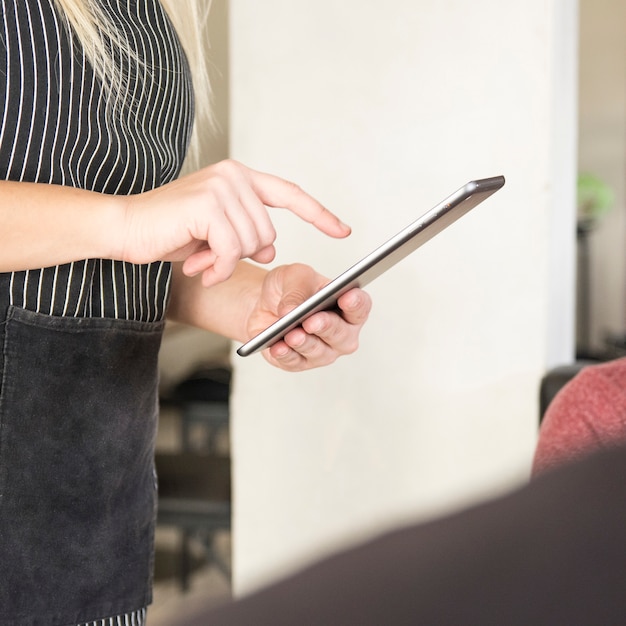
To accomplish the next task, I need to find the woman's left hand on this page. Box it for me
[246,263,372,371]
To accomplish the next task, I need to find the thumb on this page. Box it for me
[272,263,325,316]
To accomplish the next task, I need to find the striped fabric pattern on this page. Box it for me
[78,607,147,626]
[0,1,193,623]
[0,0,194,322]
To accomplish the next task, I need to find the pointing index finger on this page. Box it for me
[248,169,351,239]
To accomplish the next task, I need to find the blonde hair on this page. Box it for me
[52,0,212,171]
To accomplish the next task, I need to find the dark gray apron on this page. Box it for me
[0,305,164,626]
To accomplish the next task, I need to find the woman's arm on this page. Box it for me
[1,159,349,277]
[2,158,371,369]
[0,180,122,272]
[167,260,266,341]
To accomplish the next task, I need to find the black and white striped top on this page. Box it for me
[0,0,194,323]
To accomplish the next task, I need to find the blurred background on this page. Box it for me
[149,0,625,621]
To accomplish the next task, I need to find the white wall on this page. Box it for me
[229,0,578,594]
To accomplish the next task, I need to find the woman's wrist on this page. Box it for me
[168,261,266,341]
[96,191,131,263]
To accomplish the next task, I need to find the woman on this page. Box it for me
[0,1,371,624]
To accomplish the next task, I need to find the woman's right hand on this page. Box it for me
[119,159,351,287]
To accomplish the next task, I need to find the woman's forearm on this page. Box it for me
[0,181,123,272]
[167,260,266,341]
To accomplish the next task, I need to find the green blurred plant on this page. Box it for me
[577,172,614,229]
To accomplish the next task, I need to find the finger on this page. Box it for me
[201,259,239,287]
[285,325,337,363]
[265,331,331,372]
[336,288,372,325]
[265,325,339,372]
[250,244,276,264]
[209,209,275,267]
[201,210,242,286]
[237,183,278,251]
[210,180,266,260]
[182,247,216,276]
[276,286,315,317]
[201,182,276,283]
[266,342,308,372]
[301,310,360,356]
[247,169,351,239]
[220,190,278,260]
[267,263,327,317]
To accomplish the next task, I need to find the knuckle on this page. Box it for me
[215,242,243,267]
[284,180,304,195]
[198,172,229,203]
[259,226,277,248]
[243,236,261,257]
[214,158,243,179]
[205,177,228,200]
[345,338,359,355]
[227,243,243,260]
[211,255,239,283]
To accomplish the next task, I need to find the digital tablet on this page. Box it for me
[237,175,505,357]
